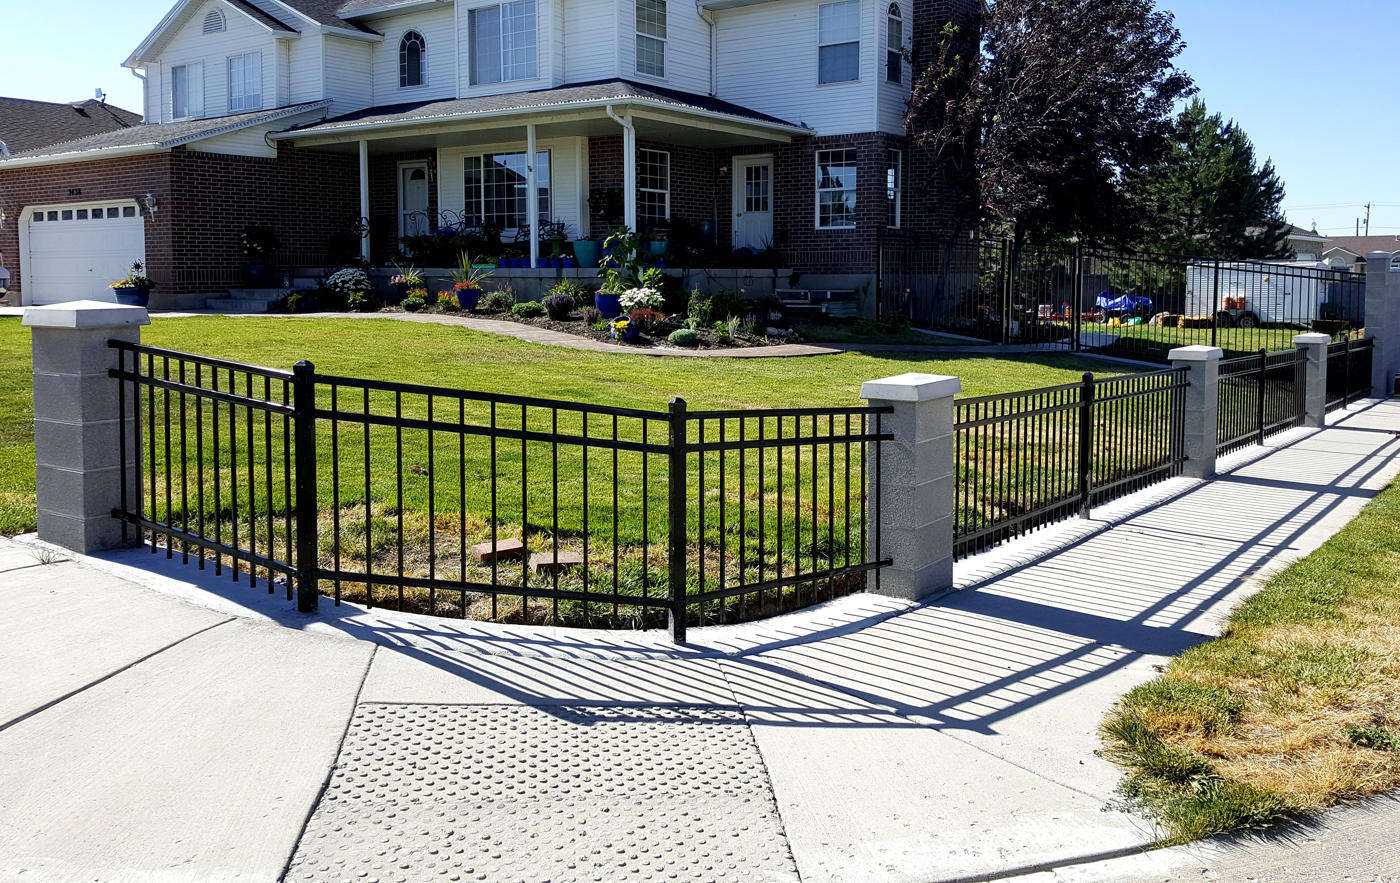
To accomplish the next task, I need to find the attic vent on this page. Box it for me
[203,9,226,33]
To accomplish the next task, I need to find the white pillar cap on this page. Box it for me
[22,301,150,329]
[1293,333,1332,345]
[860,373,961,402]
[1167,345,1223,362]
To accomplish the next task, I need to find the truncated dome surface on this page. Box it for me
[285,703,799,882]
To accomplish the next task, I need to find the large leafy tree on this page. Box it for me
[906,0,1194,246]
[1123,100,1290,258]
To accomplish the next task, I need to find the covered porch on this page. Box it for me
[272,81,809,270]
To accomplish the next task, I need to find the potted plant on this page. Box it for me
[110,261,154,307]
[543,220,571,259]
[610,315,638,342]
[646,223,670,257]
[573,235,602,269]
[240,224,280,288]
[389,262,423,304]
[449,251,492,310]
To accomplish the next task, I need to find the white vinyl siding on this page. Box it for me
[228,51,263,111]
[151,0,278,122]
[323,35,374,114]
[876,0,911,133]
[560,0,616,82]
[371,6,456,101]
[715,0,876,135]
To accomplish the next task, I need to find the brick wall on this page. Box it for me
[368,150,436,262]
[0,145,359,306]
[0,153,174,304]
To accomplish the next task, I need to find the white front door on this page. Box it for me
[25,202,145,305]
[732,155,773,250]
[398,161,430,237]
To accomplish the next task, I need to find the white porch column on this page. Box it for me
[622,116,637,233]
[527,123,539,270]
[358,139,371,264]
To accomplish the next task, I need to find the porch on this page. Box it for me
[272,80,814,272]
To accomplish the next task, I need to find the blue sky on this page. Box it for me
[2,0,1392,238]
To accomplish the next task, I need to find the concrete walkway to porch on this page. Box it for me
[1,399,1397,883]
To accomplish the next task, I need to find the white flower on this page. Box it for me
[618,286,663,311]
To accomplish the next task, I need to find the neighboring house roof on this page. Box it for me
[1322,235,1400,258]
[0,97,142,154]
[277,79,807,138]
[1285,224,1328,242]
[0,101,332,168]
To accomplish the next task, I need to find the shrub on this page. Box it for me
[479,289,516,312]
[548,279,594,310]
[542,294,575,320]
[668,328,700,347]
[583,306,603,325]
[326,268,372,307]
[511,300,545,318]
[437,291,460,312]
[401,292,427,312]
[346,289,381,312]
[628,308,666,334]
[713,320,731,344]
[687,291,712,324]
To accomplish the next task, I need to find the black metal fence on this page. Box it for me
[108,341,890,641]
[1326,337,1375,412]
[1216,348,1306,457]
[882,240,1367,363]
[953,367,1188,558]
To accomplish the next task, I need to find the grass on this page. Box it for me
[0,314,1120,544]
[792,322,987,347]
[1101,476,1400,845]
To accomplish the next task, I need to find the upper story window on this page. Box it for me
[636,0,667,78]
[203,9,226,33]
[171,61,204,119]
[885,4,903,84]
[400,31,427,87]
[469,0,538,86]
[816,148,857,229]
[818,0,859,84]
[228,51,263,111]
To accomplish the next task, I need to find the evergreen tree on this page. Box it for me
[1125,100,1290,258]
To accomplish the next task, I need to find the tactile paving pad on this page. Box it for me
[285,703,799,882]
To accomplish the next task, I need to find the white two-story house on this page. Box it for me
[0,0,977,307]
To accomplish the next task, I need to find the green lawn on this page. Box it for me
[2,315,1123,622]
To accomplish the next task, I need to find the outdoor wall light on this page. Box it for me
[142,193,158,220]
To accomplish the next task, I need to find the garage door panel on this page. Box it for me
[27,203,144,305]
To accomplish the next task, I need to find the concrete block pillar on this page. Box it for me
[859,372,962,600]
[1294,332,1331,428]
[1364,252,1399,396]
[23,300,150,553]
[1168,345,1223,478]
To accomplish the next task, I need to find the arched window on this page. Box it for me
[203,9,226,33]
[399,31,426,88]
[885,3,903,84]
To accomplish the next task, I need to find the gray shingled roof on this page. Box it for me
[279,79,805,136]
[2,101,331,163]
[0,98,142,154]
[274,0,380,33]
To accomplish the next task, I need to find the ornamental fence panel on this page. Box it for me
[1326,337,1375,412]
[1216,348,1306,457]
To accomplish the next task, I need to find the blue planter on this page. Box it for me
[594,292,623,319]
[561,256,577,269]
[647,240,667,256]
[455,288,480,310]
[611,323,639,342]
[113,286,150,307]
[572,240,601,269]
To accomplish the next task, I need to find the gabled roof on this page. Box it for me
[0,101,331,168]
[126,0,299,66]
[1321,235,1400,258]
[268,0,381,33]
[0,97,142,154]
[276,79,807,138]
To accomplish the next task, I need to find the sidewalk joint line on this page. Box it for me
[0,616,237,734]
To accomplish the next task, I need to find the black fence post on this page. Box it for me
[1255,348,1268,448]
[667,397,688,643]
[293,360,319,613]
[1343,337,1352,405]
[1071,243,1084,353]
[1078,372,1095,519]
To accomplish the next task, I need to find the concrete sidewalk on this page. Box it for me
[1,399,1398,882]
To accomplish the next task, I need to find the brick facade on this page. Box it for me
[368,150,437,262]
[0,144,359,306]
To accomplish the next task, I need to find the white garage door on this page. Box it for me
[26,203,145,305]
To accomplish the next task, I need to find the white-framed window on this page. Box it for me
[885,3,903,84]
[203,9,226,33]
[227,51,262,111]
[818,0,859,84]
[816,148,858,229]
[886,148,902,228]
[463,150,550,227]
[170,61,204,119]
[638,148,670,226]
[469,0,538,85]
[636,0,667,78]
[399,31,426,88]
